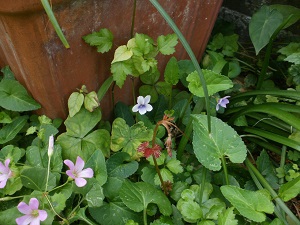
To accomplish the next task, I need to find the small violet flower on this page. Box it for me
[132,95,153,115]
[16,198,47,225]
[47,135,54,157]
[0,158,12,188]
[64,156,93,187]
[216,96,230,111]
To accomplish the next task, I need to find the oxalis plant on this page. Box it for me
[0,1,299,225]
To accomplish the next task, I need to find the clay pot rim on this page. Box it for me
[0,0,72,15]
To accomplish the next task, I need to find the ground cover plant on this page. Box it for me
[0,1,299,225]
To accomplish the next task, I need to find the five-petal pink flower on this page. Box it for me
[0,158,12,188]
[16,198,48,225]
[132,95,153,115]
[64,156,94,187]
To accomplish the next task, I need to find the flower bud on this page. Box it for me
[47,135,54,157]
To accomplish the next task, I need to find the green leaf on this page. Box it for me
[64,108,101,138]
[220,185,274,222]
[139,85,158,103]
[178,200,202,223]
[187,70,233,97]
[83,28,113,53]
[192,115,247,171]
[84,91,99,112]
[106,152,139,178]
[89,202,143,225]
[86,182,105,207]
[164,57,179,85]
[120,180,172,216]
[140,68,160,85]
[85,150,107,186]
[112,45,133,64]
[154,168,173,185]
[21,167,56,191]
[157,34,178,55]
[284,52,300,64]
[0,111,12,124]
[134,33,155,56]
[218,207,238,225]
[166,158,183,174]
[114,102,135,126]
[0,79,40,111]
[270,5,300,29]
[0,116,28,144]
[249,6,283,55]
[0,145,24,163]
[278,175,300,201]
[256,150,279,189]
[111,61,133,88]
[1,66,15,80]
[58,129,108,161]
[278,42,300,56]
[110,118,153,159]
[155,81,172,97]
[68,92,84,117]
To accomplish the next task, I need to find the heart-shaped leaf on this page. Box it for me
[187,70,233,97]
[220,185,274,222]
[192,115,247,171]
[120,180,172,216]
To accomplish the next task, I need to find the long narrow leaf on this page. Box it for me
[41,0,70,48]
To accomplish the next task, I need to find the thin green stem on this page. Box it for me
[221,156,229,185]
[279,146,287,185]
[245,158,300,225]
[143,207,148,225]
[48,179,69,193]
[151,123,167,194]
[44,194,67,222]
[45,156,51,192]
[67,197,85,221]
[149,0,211,133]
[199,167,207,204]
[256,17,292,90]
[130,0,137,38]
[0,196,24,201]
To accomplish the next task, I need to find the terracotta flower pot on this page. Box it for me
[0,0,223,120]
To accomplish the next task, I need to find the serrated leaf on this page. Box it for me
[0,116,28,144]
[218,207,238,225]
[154,168,173,186]
[84,91,99,112]
[249,6,283,55]
[111,61,133,88]
[187,70,233,97]
[83,28,113,53]
[157,34,178,55]
[106,152,138,178]
[134,33,155,56]
[112,45,133,64]
[120,180,172,216]
[110,118,153,159]
[164,56,179,85]
[220,185,274,222]
[68,92,84,117]
[166,158,183,174]
[284,52,300,64]
[192,115,247,171]
[0,79,40,111]
[178,200,202,223]
[278,175,300,201]
[140,68,160,85]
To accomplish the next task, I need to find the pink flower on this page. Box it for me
[64,156,94,187]
[16,198,48,225]
[216,96,230,111]
[0,159,12,188]
[132,95,153,115]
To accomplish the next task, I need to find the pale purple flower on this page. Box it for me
[132,95,153,115]
[64,156,93,187]
[16,198,48,225]
[47,135,54,157]
[216,96,230,111]
[0,159,12,188]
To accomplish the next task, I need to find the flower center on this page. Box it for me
[31,209,39,218]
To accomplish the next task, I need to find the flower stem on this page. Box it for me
[45,155,51,192]
[221,155,229,185]
[44,194,67,222]
[0,196,24,201]
[143,207,148,225]
[151,122,167,194]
